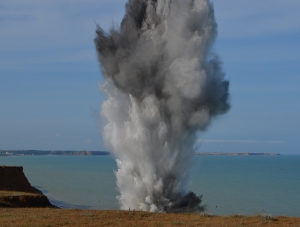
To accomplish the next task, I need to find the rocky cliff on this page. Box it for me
[0,166,33,192]
[0,166,55,208]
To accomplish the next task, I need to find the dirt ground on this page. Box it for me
[0,208,299,227]
[0,191,55,208]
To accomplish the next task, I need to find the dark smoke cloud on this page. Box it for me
[95,0,229,212]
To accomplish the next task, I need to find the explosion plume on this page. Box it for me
[95,0,230,212]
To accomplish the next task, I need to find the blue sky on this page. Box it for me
[0,0,299,154]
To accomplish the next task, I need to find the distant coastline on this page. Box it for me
[195,152,280,156]
[0,150,280,156]
[0,150,110,156]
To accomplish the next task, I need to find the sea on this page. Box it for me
[1,155,299,217]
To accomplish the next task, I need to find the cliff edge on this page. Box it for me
[0,166,55,208]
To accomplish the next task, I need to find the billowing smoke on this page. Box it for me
[94,0,229,212]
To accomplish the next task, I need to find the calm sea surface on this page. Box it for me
[1,155,299,216]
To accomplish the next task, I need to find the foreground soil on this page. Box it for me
[0,209,299,227]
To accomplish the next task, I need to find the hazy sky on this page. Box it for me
[1,0,299,154]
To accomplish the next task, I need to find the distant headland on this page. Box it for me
[0,150,280,156]
[0,150,110,156]
[195,152,280,156]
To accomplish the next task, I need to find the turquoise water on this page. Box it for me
[0,156,118,210]
[1,155,299,216]
[190,155,300,216]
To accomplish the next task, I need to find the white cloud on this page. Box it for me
[83,139,92,143]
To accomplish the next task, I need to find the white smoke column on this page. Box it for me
[95,0,230,212]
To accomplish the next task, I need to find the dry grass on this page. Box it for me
[0,191,54,208]
[0,208,299,227]
[0,191,38,197]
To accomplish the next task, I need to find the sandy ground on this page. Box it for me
[0,208,299,227]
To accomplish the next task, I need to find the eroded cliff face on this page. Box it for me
[0,166,33,192]
[0,166,55,208]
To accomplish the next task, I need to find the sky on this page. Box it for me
[0,0,299,154]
